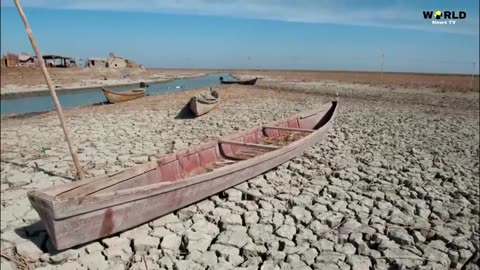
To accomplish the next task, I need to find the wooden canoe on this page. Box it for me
[28,101,338,250]
[102,87,145,104]
[220,77,258,85]
[189,88,219,117]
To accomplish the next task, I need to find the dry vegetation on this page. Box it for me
[230,69,479,92]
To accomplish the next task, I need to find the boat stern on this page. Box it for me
[27,190,61,248]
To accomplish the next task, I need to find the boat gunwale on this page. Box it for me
[29,101,337,220]
[89,126,324,200]
[28,103,332,199]
[192,97,219,105]
[102,87,145,96]
[49,128,322,219]
[43,101,337,220]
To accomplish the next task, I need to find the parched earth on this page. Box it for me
[1,80,479,270]
[3,67,478,96]
[232,70,479,93]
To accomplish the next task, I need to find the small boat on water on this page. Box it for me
[220,76,258,85]
[189,88,219,117]
[28,101,338,250]
[102,87,145,104]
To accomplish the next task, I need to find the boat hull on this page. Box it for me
[220,78,257,85]
[102,87,145,103]
[31,139,316,249]
[189,98,218,117]
[28,101,338,250]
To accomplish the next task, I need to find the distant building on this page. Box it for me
[1,53,78,67]
[87,57,108,68]
[1,53,19,67]
[42,55,77,67]
[107,55,128,68]
[86,53,141,68]
[18,54,34,65]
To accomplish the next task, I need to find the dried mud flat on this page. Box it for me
[232,70,479,93]
[1,78,479,270]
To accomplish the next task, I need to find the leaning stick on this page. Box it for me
[13,0,85,180]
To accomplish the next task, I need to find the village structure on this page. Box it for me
[87,52,140,68]
[0,52,141,68]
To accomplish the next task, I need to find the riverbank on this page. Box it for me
[1,77,478,269]
[1,73,233,116]
[0,67,207,97]
[229,70,479,93]
[2,67,478,98]
[1,78,173,99]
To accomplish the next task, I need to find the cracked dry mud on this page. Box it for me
[1,80,479,270]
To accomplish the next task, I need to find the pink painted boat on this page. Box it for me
[27,101,338,250]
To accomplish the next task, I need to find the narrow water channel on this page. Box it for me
[0,73,234,116]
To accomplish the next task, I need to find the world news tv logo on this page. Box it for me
[423,10,467,25]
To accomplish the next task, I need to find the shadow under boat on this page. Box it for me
[174,103,197,119]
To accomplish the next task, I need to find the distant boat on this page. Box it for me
[220,76,258,85]
[102,87,145,104]
[26,101,338,250]
[189,88,219,117]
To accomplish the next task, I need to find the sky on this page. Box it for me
[1,0,479,74]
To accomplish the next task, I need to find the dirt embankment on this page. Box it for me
[230,70,480,92]
[0,67,212,87]
[0,67,209,96]
[1,67,478,96]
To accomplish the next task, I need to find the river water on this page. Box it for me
[0,73,234,116]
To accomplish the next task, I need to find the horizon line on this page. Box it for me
[147,67,480,76]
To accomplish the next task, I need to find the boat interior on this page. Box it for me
[102,87,145,95]
[52,101,337,200]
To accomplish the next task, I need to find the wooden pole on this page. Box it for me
[14,0,85,180]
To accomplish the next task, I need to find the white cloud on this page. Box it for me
[4,0,479,35]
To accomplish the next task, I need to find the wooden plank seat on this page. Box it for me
[56,163,157,199]
[231,151,263,160]
[201,159,240,173]
[218,140,281,150]
[224,148,273,161]
[218,140,280,161]
[263,125,314,133]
